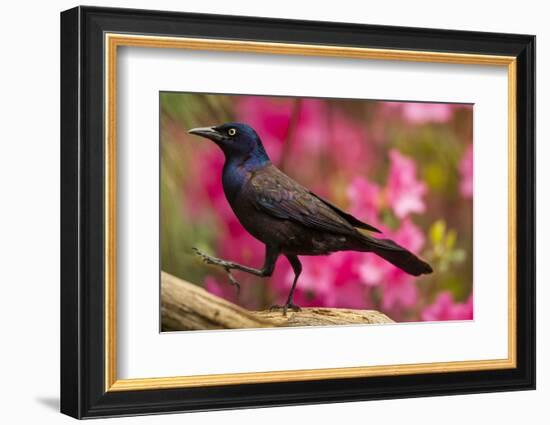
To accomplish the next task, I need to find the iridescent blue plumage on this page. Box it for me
[188,122,432,314]
[219,123,270,203]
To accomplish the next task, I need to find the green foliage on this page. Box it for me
[427,219,466,273]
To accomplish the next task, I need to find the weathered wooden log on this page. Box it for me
[161,271,394,331]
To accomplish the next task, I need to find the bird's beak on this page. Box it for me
[188,126,224,143]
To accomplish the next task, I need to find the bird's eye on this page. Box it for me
[228,128,237,136]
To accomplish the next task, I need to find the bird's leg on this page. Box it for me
[270,255,302,315]
[193,246,279,295]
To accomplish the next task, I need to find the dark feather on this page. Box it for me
[359,234,433,276]
[251,166,364,237]
[309,192,381,233]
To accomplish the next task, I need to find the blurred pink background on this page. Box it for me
[161,94,473,323]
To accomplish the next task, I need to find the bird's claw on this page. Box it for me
[269,303,301,316]
[192,247,231,268]
[225,268,241,296]
[192,247,220,266]
[192,248,241,296]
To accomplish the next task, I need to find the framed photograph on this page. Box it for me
[60,6,535,419]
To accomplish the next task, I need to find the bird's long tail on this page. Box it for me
[359,236,433,276]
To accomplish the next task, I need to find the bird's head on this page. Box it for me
[188,123,270,165]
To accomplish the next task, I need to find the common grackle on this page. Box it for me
[188,123,433,314]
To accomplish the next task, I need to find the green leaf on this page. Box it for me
[450,249,466,263]
[445,229,457,249]
[430,220,446,245]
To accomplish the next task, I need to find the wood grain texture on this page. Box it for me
[161,271,393,331]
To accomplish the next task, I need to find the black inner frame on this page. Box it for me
[60,6,535,419]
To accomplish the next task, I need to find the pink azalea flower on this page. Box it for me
[357,253,391,287]
[323,280,372,310]
[270,256,330,308]
[393,217,426,253]
[235,97,291,164]
[286,256,336,297]
[181,144,232,220]
[347,176,382,224]
[421,292,473,321]
[272,252,368,308]
[381,101,455,124]
[236,97,371,177]
[218,223,264,265]
[459,144,473,199]
[326,112,371,175]
[401,103,455,124]
[381,275,417,310]
[386,149,427,218]
[452,295,474,319]
[291,99,327,152]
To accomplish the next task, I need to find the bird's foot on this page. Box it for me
[192,247,241,296]
[192,247,232,268]
[269,303,302,316]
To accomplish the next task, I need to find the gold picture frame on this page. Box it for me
[104,34,517,392]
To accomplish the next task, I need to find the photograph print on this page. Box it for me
[160,92,474,331]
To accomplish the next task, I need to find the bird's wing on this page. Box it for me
[249,166,370,236]
[307,192,381,233]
